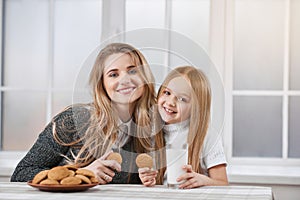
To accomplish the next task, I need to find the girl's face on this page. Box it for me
[103,53,144,106]
[158,76,192,124]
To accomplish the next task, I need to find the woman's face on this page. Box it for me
[158,76,192,124]
[103,53,145,106]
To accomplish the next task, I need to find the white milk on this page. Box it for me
[166,149,188,186]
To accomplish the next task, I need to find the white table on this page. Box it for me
[0,182,273,200]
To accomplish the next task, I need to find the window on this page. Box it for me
[0,0,210,151]
[1,0,102,150]
[229,0,300,163]
[219,1,300,185]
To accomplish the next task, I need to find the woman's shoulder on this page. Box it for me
[52,103,93,130]
[54,104,92,120]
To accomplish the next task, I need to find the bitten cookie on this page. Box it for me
[136,153,153,169]
[106,152,122,164]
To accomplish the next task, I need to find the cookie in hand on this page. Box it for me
[107,152,123,164]
[136,153,153,169]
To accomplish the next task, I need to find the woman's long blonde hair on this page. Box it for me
[158,66,211,174]
[54,43,165,184]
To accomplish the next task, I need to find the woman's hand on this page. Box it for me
[138,167,158,187]
[177,164,228,189]
[83,151,121,184]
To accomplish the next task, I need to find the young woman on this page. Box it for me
[139,66,228,188]
[11,43,165,185]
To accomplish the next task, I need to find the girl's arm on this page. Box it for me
[176,164,228,189]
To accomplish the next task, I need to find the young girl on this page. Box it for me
[11,43,165,185]
[139,66,228,188]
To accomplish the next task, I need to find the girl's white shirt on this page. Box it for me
[163,119,227,178]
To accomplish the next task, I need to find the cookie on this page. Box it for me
[68,170,75,177]
[40,179,59,185]
[60,176,82,185]
[47,166,70,181]
[32,170,49,184]
[75,174,92,184]
[106,152,122,164]
[64,164,79,170]
[136,153,153,169]
[90,177,99,183]
[76,169,95,178]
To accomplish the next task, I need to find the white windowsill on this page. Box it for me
[1,151,300,185]
[227,165,300,185]
[0,151,27,178]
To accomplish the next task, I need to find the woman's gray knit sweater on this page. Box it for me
[10,105,141,184]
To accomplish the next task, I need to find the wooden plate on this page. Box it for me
[27,181,98,192]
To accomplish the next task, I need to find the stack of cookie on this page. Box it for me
[32,165,98,185]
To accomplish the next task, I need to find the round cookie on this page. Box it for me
[90,177,99,183]
[32,170,49,184]
[64,164,78,170]
[68,170,75,177]
[40,179,59,185]
[107,152,122,164]
[47,166,69,181]
[136,153,153,169]
[76,169,95,178]
[75,174,92,184]
[60,176,82,185]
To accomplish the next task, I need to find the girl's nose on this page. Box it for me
[166,97,176,107]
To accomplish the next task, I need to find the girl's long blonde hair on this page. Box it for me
[54,43,165,184]
[158,66,211,174]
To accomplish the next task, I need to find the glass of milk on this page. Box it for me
[166,144,188,188]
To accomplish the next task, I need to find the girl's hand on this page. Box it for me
[83,151,121,184]
[138,167,158,187]
[177,165,210,189]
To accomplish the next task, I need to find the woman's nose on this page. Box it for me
[119,73,130,85]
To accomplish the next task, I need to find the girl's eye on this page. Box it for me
[178,97,187,102]
[163,90,171,96]
[108,72,118,78]
[128,68,137,75]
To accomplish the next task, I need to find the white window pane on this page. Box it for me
[3,91,47,151]
[4,0,49,88]
[126,0,165,30]
[53,0,102,89]
[288,96,300,158]
[52,91,73,117]
[52,90,92,116]
[234,0,285,90]
[233,96,282,157]
[171,0,210,51]
[290,0,300,90]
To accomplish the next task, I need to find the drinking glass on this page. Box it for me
[166,144,188,188]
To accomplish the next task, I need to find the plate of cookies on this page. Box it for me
[27,165,99,192]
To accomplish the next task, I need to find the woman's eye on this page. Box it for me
[128,69,137,74]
